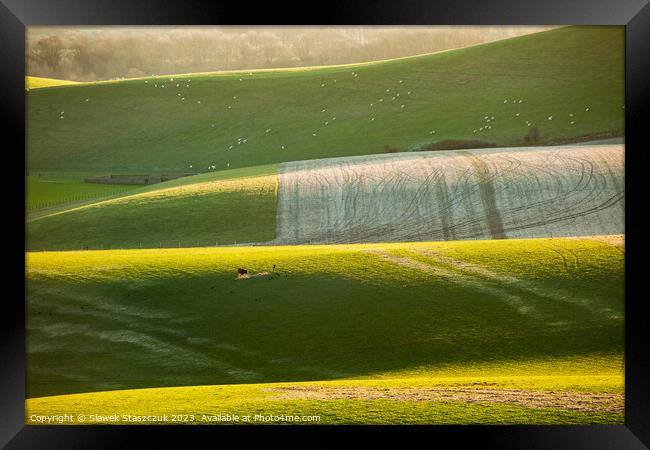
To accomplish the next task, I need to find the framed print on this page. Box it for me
[2,0,649,447]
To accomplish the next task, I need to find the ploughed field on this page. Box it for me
[26,237,624,424]
[27,145,624,250]
[274,144,623,244]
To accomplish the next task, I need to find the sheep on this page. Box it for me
[370,117,375,121]
[266,128,271,133]
[400,104,405,108]
[313,133,317,137]
[548,116,553,120]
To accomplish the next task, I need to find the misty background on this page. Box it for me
[26,26,553,82]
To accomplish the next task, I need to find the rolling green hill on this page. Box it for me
[27,237,624,400]
[27,164,277,251]
[26,237,624,423]
[27,26,624,175]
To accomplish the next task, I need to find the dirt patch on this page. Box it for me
[265,386,623,413]
[456,74,478,84]
[567,234,624,247]
[237,271,270,280]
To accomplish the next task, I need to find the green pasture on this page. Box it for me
[27,26,624,175]
[26,176,139,211]
[26,238,624,408]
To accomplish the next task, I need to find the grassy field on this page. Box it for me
[26,176,139,210]
[27,165,277,250]
[27,26,624,175]
[26,237,624,423]
[27,164,277,251]
[26,76,81,90]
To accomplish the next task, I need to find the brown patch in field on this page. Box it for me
[236,271,270,280]
[456,74,478,84]
[264,386,623,413]
[566,234,624,247]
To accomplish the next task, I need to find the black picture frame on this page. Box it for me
[3,0,649,447]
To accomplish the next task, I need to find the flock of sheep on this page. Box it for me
[55,69,612,173]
